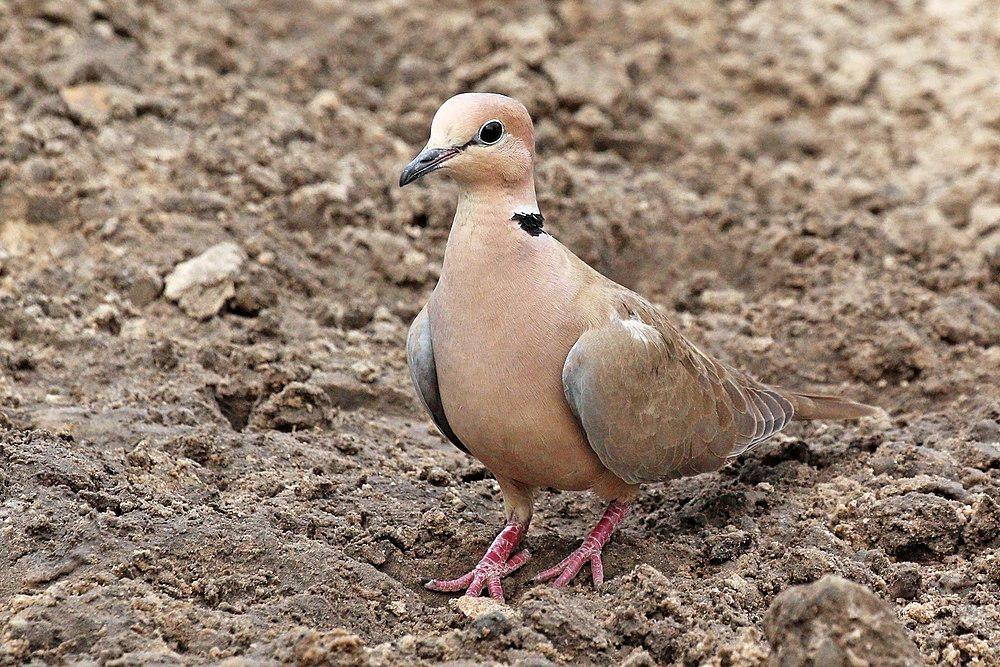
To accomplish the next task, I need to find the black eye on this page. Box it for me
[478,120,504,145]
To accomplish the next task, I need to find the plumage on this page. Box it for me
[406,306,469,454]
[400,92,877,600]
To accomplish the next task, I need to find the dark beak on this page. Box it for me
[399,147,459,187]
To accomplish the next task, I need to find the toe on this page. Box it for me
[503,549,531,575]
[590,554,604,587]
[552,556,586,588]
[487,577,505,602]
[533,551,575,583]
[426,570,475,592]
[533,563,562,583]
[465,571,487,597]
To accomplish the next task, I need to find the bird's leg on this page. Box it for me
[424,518,531,603]
[534,499,631,588]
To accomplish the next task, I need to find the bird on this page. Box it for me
[399,92,876,602]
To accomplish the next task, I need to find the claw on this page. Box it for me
[534,500,630,589]
[425,521,530,602]
[425,570,475,592]
[487,577,504,602]
[590,553,604,587]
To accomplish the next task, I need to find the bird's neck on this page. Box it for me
[453,179,540,226]
[441,178,554,282]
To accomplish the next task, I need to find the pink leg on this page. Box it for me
[534,500,630,588]
[425,519,531,603]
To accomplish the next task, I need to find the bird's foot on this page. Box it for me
[425,519,530,603]
[534,500,630,588]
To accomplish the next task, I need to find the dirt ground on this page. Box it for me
[1,0,998,664]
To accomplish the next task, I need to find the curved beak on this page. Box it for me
[399,147,460,187]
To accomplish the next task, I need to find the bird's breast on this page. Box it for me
[427,241,607,490]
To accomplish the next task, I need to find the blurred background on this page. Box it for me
[1,0,998,664]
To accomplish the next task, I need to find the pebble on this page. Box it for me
[59,84,136,127]
[454,595,519,618]
[163,242,245,319]
[765,576,921,665]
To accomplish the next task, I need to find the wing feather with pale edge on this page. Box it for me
[406,306,469,454]
[562,294,793,484]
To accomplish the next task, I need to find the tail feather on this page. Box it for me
[781,390,879,421]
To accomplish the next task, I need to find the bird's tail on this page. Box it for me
[780,390,879,421]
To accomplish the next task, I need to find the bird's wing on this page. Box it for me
[561,293,794,484]
[406,305,470,454]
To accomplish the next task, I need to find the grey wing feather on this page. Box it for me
[562,297,795,484]
[406,306,469,454]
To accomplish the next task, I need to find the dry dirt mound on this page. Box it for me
[1,0,998,664]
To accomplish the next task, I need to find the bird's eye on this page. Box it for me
[478,120,504,145]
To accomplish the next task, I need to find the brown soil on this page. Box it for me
[1,0,998,664]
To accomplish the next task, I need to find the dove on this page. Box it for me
[399,93,876,602]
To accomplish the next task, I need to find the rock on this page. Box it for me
[119,318,147,339]
[212,381,259,432]
[620,648,657,667]
[317,298,376,330]
[251,382,331,431]
[24,194,66,225]
[572,105,613,131]
[699,288,746,314]
[59,83,136,127]
[23,158,56,182]
[268,627,366,666]
[307,90,342,116]
[119,267,163,307]
[28,0,92,26]
[164,242,245,319]
[966,438,1000,471]
[883,207,958,258]
[245,164,285,195]
[765,575,922,666]
[968,200,1000,262]
[150,340,178,371]
[889,565,923,601]
[703,530,753,564]
[969,419,1000,446]
[867,492,965,560]
[454,595,518,619]
[927,293,1000,346]
[502,13,556,49]
[423,466,451,487]
[870,442,961,480]
[88,303,121,335]
[310,371,377,411]
[966,419,1000,463]
[846,320,936,383]
[543,45,628,109]
[288,181,350,226]
[161,190,230,215]
[964,494,1000,547]
[388,248,430,286]
[230,270,277,317]
[933,180,982,227]
[827,49,876,101]
[40,37,144,89]
[360,230,432,286]
[522,585,614,651]
[350,360,378,384]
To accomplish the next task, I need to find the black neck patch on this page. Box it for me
[512,212,545,237]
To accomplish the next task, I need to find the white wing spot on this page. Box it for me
[619,316,661,347]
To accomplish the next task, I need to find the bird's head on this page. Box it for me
[399,93,535,189]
